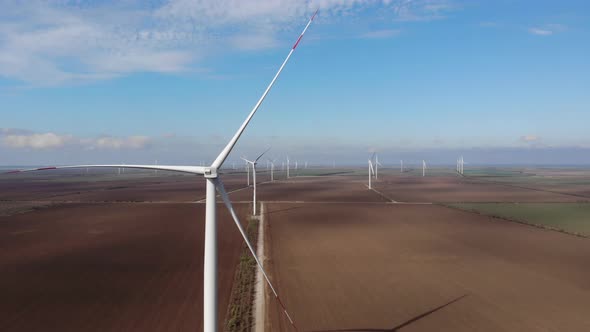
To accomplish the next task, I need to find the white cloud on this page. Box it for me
[0,129,151,150]
[520,135,540,143]
[94,136,151,150]
[529,24,566,36]
[2,132,72,149]
[0,0,457,85]
[359,29,401,39]
[229,32,279,51]
[529,28,553,36]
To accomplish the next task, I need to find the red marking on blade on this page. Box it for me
[5,170,21,174]
[36,167,57,171]
[292,35,303,49]
[311,9,318,21]
[275,295,299,331]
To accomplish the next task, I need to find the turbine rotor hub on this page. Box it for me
[203,167,218,178]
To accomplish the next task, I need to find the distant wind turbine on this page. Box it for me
[245,160,250,186]
[242,148,270,216]
[286,156,290,178]
[375,154,382,179]
[460,156,465,175]
[368,157,375,189]
[268,158,276,182]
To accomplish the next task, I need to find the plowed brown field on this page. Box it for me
[3,170,590,332]
[0,203,247,331]
[265,203,590,332]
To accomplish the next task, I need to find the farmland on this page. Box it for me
[2,167,590,331]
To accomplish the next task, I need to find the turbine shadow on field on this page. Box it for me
[310,294,468,332]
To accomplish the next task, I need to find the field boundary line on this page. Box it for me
[440,203,589,239]
[363,184,433,205]
[196,184,251,202]
[467,177,590,201]
[364,184,398,203]
[1,200,434,205]
[254,202,266,332]
[196,180,278,203]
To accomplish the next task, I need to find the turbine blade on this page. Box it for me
[211,10,318,169]
[215,178,299,329]
[255,147,272,163]
[4,164,207,175]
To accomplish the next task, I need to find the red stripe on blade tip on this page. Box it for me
[292,35,303,49]
[311,9,318,21]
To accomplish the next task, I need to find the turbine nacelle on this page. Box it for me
[203,167,218,178]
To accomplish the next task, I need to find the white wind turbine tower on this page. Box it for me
[286,156,290,178]
[6,11,319,332]
[368,156,375,189]
[375,154,383,180]
[461,155,465,175]
[268,158,276,182]
[245,160,251,186]
[241,148,270,216]
[400,159,404,173]
[422,160,426,177]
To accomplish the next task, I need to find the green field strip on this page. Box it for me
[447,202,590,237]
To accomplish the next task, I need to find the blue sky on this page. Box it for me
[1,0,589,166]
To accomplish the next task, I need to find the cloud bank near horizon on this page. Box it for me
[0,128,150,151]
[3,128,590,166]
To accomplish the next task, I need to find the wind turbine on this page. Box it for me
[460,156,465,175]
[400,159,404,173]
[375,154,382,179]
[6,11,318,332]
[268,158,276,182]
[422,160,426,177]
[245,160,250,186]
[241,148,270,216]
[368,157,375,189]
[286,156,290,178]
